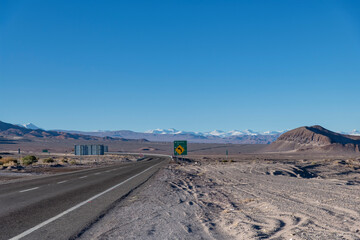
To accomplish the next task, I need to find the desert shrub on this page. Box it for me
[0,157,18,166]
[59,158,68,164]
[42,158,55,163]
[221,159,228,163]
[69,160,76,165]
[22,155,38,165]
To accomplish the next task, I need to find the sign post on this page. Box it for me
[174,140,187,161]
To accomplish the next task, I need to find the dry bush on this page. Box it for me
[60,157,68,164]
[42,158,55,164]
[22,155,38,166]
[0,157,18,166]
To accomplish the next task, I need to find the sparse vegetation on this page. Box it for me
[42,158,55,163]
[60,157,68,164]
[22,155,38,165]
[69,160,76,165]
[0,157,18,166]
[60,159,68,164]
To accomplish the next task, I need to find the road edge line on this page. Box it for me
[10,161,164,240]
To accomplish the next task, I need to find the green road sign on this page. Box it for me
[174,140,187,156]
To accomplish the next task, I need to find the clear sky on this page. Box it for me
[1,0,360,132]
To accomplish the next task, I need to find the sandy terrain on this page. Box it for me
[79,155,360,240]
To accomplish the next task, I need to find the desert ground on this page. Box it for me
[0,137,264,155]
[0,139,263,183]
[1,140,360,239]
[78,153,360,240]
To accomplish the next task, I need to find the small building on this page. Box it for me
[74,145,107,155]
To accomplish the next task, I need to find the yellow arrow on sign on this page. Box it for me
[175,145,184,155]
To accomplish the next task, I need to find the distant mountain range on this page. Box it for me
[58,127,360,144]
[144,128,286,137]
[0,121,111,141]
[49,127,284,144]
[13,123,360,145]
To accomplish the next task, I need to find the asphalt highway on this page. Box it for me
[0,156,168,240]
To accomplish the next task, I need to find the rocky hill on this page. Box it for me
[265,125,360,152]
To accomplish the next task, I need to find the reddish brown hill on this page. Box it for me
[0,121,112,140]
[265,125,360,152]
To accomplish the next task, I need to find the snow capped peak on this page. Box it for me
[144,128,287,137]
[145,128,182,134]
[145,129,164,134]
[208,130,226,136]
[349,129,360,136]
[242,129,258,135]
[18,123,41,130]
[227,130,245,136]
[262,130,286,135]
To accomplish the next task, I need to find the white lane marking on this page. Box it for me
[94,172,101,175]
[79,176,88,179]
[10,161,163,240]
[19,187,39,193]
[105,166,130,173]
[57,180,68,184]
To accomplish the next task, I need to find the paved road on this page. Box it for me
[0,156,168,240]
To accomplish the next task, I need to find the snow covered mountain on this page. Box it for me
[144,128,286,137]
[145,128,187,135]
[348,129,360,136]
[14,123,360,144]
[17,123,42,130]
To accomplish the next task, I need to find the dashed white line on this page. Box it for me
[79,176,88,179]
[19,187,39,193]
[10,162,163,240]
[57,180,68,184]
[94,172,101,175]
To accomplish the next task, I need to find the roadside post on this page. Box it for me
[174,140,187,162]
[18,148,21,166]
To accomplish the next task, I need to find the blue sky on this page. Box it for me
[1,0,360,132]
